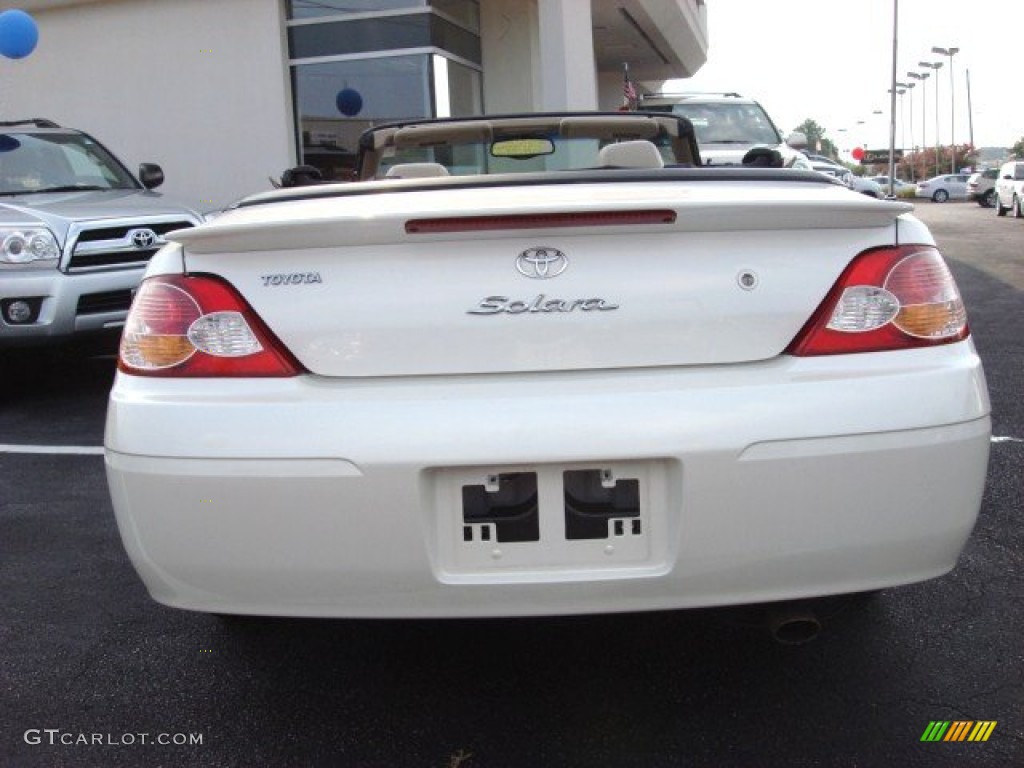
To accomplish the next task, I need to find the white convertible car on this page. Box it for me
[104,113,990,624]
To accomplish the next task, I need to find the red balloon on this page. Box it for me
[851,146,865,161]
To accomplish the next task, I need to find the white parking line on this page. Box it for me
[0,444,104,455]
[991,436,1024,444]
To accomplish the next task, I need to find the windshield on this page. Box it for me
[656,102,782,146]
[361,115,699,180]
[0,132,139,195]
[377,136,682,177]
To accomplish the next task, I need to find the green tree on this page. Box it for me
[1012,136,1024,158]
[794,119,837,158]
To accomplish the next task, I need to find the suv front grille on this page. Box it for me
[70,247,161,271]
[67,220,195,272]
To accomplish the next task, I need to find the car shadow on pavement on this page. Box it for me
[0,333,119,445]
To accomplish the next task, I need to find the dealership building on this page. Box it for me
[9,0,708,210]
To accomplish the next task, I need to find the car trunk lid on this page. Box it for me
[172,177,912,377]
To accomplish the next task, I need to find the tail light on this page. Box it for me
[787,245,968,356]
[119,275,302,376]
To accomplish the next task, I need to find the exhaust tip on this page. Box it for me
[766,606,822,645]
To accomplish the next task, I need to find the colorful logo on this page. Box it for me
[921,721,997,742]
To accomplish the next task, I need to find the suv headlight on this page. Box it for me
[0,227,60,267]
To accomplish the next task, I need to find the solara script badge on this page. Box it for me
[468,295,619,315]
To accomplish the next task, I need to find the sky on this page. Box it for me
[663,0,1023,160]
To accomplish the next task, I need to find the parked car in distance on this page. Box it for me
[105,111,990,625]
[0,119,202,348]
[967,168,999,207]
[993,160,1024,218]
[639,92,808,167]
[808,159,881,198]
[915,173,970,202]
[810,161,853,188]
[869,176,914,196]
[803,153,841,165]
[850,176,883,198]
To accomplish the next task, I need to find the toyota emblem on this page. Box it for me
[128,228,158,249]
[516,247,568,279]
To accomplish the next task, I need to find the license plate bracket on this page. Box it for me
[433,460,673,582]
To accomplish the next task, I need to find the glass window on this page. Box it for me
[433,56,482,118]
[431,0,480,32]
[646,102,782,146]
[287,0,478,31]
[287,0,426,20]
[289,13,480,64]
[361,115,698,180]
[429,14,480,62]
[286,3,483,179]
[0,133,137,194]
[289,15,431,59]
[377,136,642,178]
[292,56,431,181]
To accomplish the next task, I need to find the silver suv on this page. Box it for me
[0,120,202,347]
[639,92,808,167]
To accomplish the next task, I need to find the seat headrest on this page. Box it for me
[385,162,451,179]
[597,140,665,169]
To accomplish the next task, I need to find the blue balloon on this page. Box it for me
[0,9,39,60]
[335,88,363,117]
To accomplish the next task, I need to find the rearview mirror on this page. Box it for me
[491,138,555,159]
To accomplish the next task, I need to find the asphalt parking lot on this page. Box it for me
[1,200,1021,767]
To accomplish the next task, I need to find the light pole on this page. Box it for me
[889,85,908,164]
[919,60,943,176]
[965,68,975,155]
[904,81,915,179]
[883,0,900,195]
[908,71,929,178]
[894,83,910,153]
[932,46,959,172]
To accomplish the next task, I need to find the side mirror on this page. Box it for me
[138,163,164,190]
[280,165,324,188]
[785,131,808,150]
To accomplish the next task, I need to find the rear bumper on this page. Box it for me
[105,343,991,618]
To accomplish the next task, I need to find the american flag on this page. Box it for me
[622,65,638,111]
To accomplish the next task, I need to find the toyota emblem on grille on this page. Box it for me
[128,228,158,249]
[516,247,568,279]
